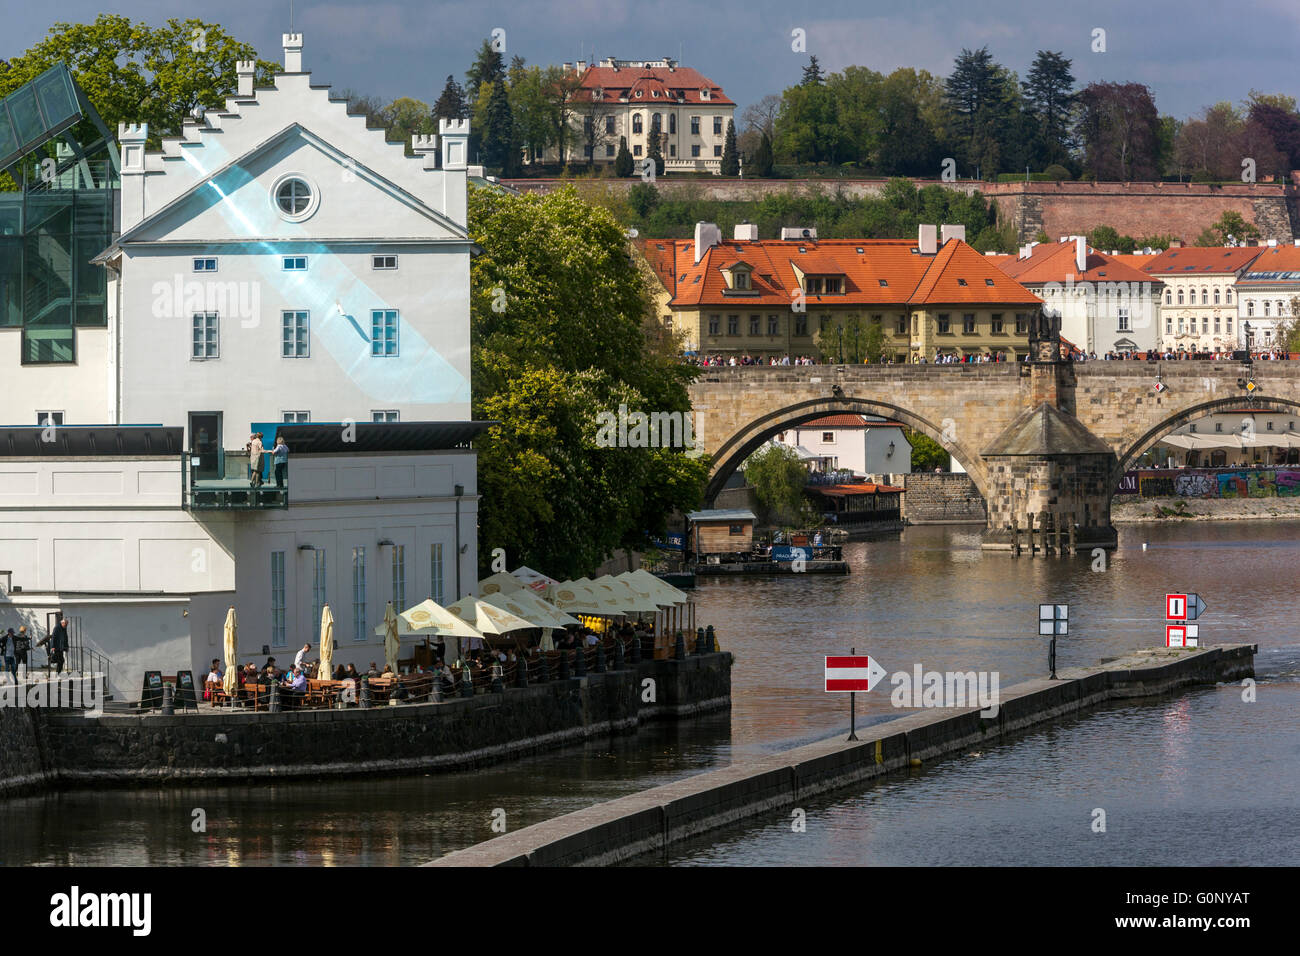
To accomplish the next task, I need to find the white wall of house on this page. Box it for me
[0,448,478,700]
[0,328,114,426]
[105,35,472,446]
[776,422,910,475]
[1037,283,1160,354]
[1236,289,1296,348]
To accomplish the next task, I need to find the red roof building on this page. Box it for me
[547,57,736,174]
[638,224,1042,362]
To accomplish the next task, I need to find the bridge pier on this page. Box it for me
[979,403,1119,552]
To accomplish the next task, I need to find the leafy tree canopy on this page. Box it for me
[468,186,707,577]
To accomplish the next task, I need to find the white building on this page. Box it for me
[991,238,1162,355]
[0,423,483,702]
[1233,243,1300,350]
[0,36,487,701]
[1151,409,1300,468]
[1142,244,1261,352]
[774,414,911,476]
[548,58,736,174]
[14,34,473,443]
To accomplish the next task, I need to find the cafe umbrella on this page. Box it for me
[318,605,335,679]
[222,607,238,696]
[481,588,579,653]
[389,598,485,664]
[382,601,400,673]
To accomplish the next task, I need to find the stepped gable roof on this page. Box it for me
[1140,246,1263,276]
[910,240,1042,305]
[990,241,1155,286]
[982,403,1113,456]
[1237,244,1300,283]
[576,65,734,106]
[656,238,1039,309]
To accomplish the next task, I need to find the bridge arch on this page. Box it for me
[1111,394,1300,488]
[702,396,989,505]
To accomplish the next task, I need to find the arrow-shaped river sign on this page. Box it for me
[825,655,888,693]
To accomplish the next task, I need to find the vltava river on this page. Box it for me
[3,521,1296,866]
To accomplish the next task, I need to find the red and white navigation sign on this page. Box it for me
[1166,624,1199,648]
[825,655,887,693]
[1166,593,1207,621]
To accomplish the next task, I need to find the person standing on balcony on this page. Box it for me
[272,435,289,488]
[246,432,265,488]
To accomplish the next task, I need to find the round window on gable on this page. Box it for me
[271,174,319,222]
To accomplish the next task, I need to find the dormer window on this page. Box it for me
[700,88,710,100]
[720,261,754,292]
[735,272,750,290]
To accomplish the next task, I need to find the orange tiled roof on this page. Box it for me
[910,239,1041,305]
[989,241,1156,286]
[655,237,1040,309]
[796,414,906,429]
[1238,244,1300,281]
[574,65,735,106]
[1141,246,1263,276]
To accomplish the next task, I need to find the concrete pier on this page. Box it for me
[428,643,1255,867]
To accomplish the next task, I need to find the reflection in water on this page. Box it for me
[3,521,1298,866]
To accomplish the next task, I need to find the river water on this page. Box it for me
[3,520,1296,866]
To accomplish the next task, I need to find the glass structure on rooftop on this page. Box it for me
[0,63,119,364]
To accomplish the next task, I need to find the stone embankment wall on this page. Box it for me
[504,178,1298,245]
[430,643,1255,867]
[0,654,731,794]
[894,473,987,524]
[0,708,49,796]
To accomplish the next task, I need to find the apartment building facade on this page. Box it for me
[639,223,1042,362]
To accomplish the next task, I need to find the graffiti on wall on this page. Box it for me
[1123,468,1300,498]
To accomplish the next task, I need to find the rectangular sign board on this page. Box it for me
[1166,624,1199,648]
[825,655,887,693]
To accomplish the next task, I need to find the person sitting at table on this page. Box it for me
[280,665,307,706]
[345,663,360,681]
[204,660,223,700]
[332,664,347,680]
[380,663,395,679]
[239,662,258,686]
[367,661,379,678]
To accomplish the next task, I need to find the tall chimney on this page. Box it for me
[940,223,966,244]
[734,222,758,242]
[694,222,721,263]
[1075,236,1087,273]
[918,224,937,255]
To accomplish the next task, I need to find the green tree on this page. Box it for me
[1021,50,1076,168]
[433,74,468,122]
[751,130,775,177]
[864,317,887,362]
[801,55,825,86]
[384,97,437,156]
[628,182,659,217]
[481,79,516,174]
[1279,305,1300,353]
[1195,210,1260,246]
[468,186,707,576]
[907,430,949,471]
[743,444,810,525]
[0,15,276,160]
[614,136,633,176]
[720,119,739,175]
[944,47,1018,175]
[647,113,665,176]
[1077,81,1162,181]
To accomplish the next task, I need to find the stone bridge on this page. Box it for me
[688,359,1300,549]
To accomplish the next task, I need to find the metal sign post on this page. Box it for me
[1039,604,1068,679]
[824,650,886,742]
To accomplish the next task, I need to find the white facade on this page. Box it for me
[776,417,910,476]
[92,34,472,449]
[0,445,478,701]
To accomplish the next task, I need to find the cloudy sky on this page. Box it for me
[6,0,1299,121]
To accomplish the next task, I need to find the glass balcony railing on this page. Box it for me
[181,452,288,511]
